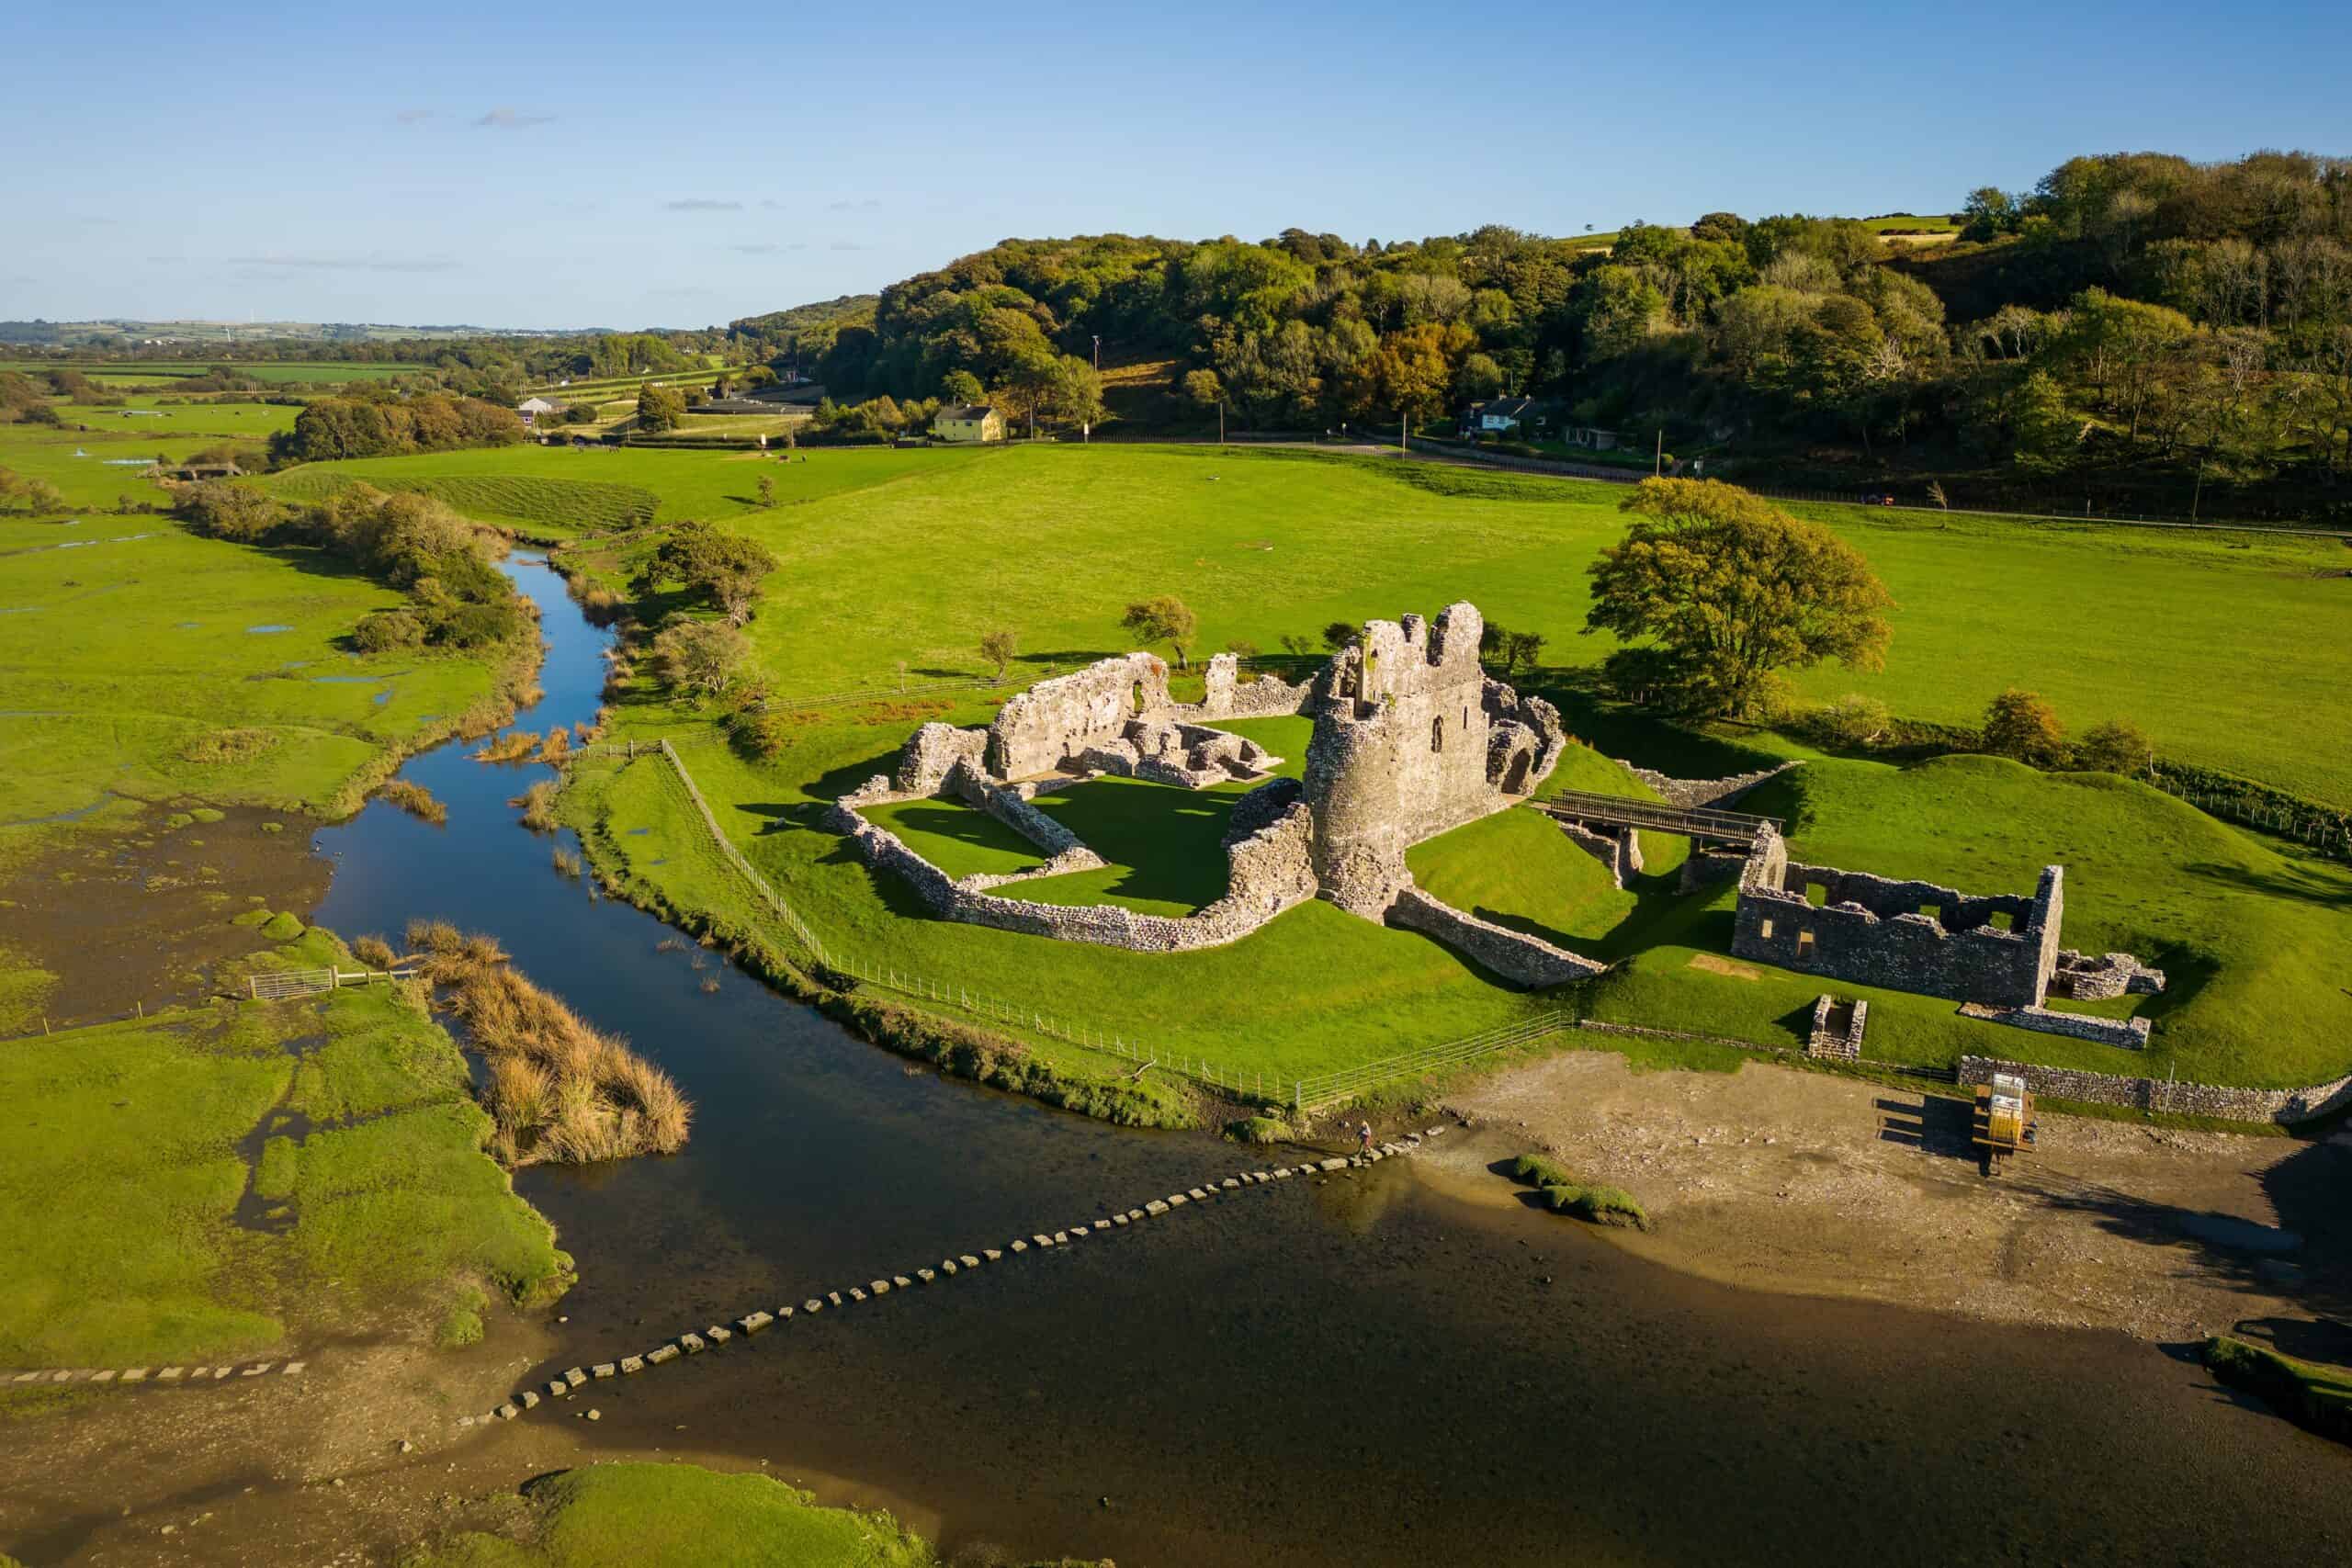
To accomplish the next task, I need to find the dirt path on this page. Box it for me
[1420,1051,2352,1348]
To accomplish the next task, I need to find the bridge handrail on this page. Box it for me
[1528,789,1781,840]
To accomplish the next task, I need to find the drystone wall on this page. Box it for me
[1957,1055,2352,1125]
[1958,1001,2151,1048]
[1615,758,1802,810]
[1388,885,1606,987]
[1731,828,2062,1010]
[986,652,1170,780]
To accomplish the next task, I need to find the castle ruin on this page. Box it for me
[829,602,1600,987]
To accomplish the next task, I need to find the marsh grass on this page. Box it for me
[473,729,540,763]
[377,778,447,825]
[551,848,582,878]
[513,779,560,831]
[535,728,571,763]
[410,924,691,1165]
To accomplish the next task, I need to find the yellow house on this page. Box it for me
[934,403,1006,444]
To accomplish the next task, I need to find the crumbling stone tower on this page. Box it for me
[1305,603,1533,915]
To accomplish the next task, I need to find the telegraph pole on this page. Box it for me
[1654,427,1663,477]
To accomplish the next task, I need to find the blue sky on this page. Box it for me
[2,0,2344,330]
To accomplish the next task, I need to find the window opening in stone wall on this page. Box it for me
[1132,681,1144,712]
[1431,717,1443,753]
[1805,882,1828,908]
[1758,918,1775,941]
[1796,929,1815,958]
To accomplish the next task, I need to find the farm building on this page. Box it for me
[516,396,561,421]
[934,404,1006,444]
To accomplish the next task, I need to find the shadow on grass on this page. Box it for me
[1023,779,1236,910]
[1521,667,1787,779]
[2186,858,2352,912]
[864,799,1044,874]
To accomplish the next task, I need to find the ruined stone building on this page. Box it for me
[829,602,1600,986]
[1728,825,2165,1048]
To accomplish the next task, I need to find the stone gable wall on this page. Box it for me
[1177,653,1317,722]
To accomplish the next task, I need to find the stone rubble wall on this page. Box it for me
[1804,995,1868,1060]
[1555,818,1643,889]
[944,762,1093,861]
[986,651,1170,780]
[5,1359,306,1389]
[1175,652,1317,722]
[1388,885,1608,988]
[1958,1001,2153,1048]
[2050,949,2168,1000]
[826,796,1315,954]
[1957,1055,2352,1125]
[1731,828,2061,1010]
[1613,758,1803,810]
[893,722,989,797]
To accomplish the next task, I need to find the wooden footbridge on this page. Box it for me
[1525,790,1781,846]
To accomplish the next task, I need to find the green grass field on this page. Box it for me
[266,444,980,538]
[402,1462,938,1568]
[0,925,568,1371]
[250,439,2340,1100]
[555,446,2346,809]
[2,360,424,385]
[0,514,506,862]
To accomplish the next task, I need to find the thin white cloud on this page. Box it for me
[394,108,435,125]
[476,107,555,130]
[666,198,744,212]
[829,241,868,252]
[827,198,882,212]
[227,254,463,274]
[729,243,781,254]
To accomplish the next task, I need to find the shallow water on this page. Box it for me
[308,558,2351,1566]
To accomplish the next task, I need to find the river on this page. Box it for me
[305,557,2347,1566]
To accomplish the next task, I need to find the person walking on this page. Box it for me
[1357,1121,1374,1159]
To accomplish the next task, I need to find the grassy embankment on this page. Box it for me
[402,1461,1105,1568]
[2203,1336,2352,1445]
[0,919,569,1375]
[1507,1153,1649,1229]
[269,443,2349,1104]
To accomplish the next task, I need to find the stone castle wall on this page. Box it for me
[1731,828,2061,1010]
[1388,886,1607,988]
[986,652,1170,780]
[825,793,1316,955]
[1174,653,1316,722]
[1615,758,1802,810]
[1957,1055,2352,1125]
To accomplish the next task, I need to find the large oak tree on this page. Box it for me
[1584,479,1893,717]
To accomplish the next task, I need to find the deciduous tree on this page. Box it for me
[1585,479,1893,717]
[1120,594,1199,669]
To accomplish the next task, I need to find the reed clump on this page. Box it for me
[534,728,571,764]
[511,780,560,831]
[472,729,541,763]
[404,922,691,1166]
[377,778,447,825]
